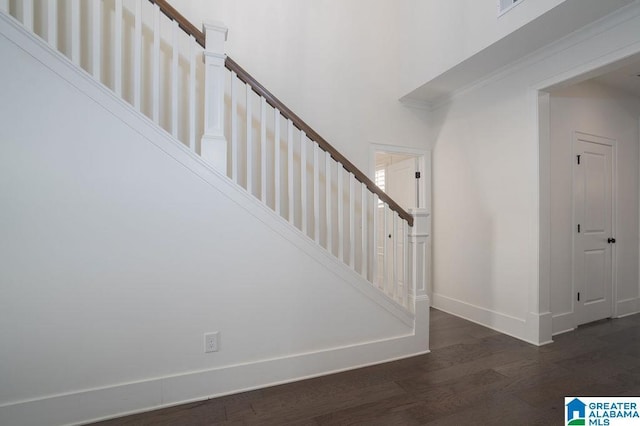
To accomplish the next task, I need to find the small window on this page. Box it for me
[498,0,523,15]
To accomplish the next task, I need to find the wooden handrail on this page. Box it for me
[148,0,205,48]
[146,0,413,226]
[225,57,414,227]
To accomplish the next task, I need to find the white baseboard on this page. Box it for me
[527,311,553,345]
[0,316,430,426]
[431,292,542,344]
[616,297,640,318]
[552,311,575,336]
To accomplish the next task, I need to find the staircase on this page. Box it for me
[0,1,430,425]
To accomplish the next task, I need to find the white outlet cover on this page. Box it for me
[204,332,219,353]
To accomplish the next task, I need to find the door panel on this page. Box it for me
[584,249,605,302]
[386,157,418,210]
[573,134,614,326]
[383,157,416,298]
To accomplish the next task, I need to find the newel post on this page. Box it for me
[201,21,228,174]
[409,208,431,306]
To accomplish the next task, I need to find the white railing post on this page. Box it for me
[409,208,431,309]
[201,21,229,174]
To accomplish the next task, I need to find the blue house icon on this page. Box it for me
[567,398,586,421]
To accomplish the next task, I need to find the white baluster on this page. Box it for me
[171,20,179,138]
[231,72,238,181]
[301,131,307,235]
[349,174,355,268]
[246,85,253,194]
[361,184,368,279]
[114,0,122,96]
[188,37,196,151]
[274,110,281,215]
[393,212,398,301]
[383,204,389,294]
[287,120,294,223]
[373,194,379,288]
[70,0,80,65]
[47,0,58,50]
[403,220,410,307]
[91,0,100,80]
[260,97,267,203]
[338,167,344,262]
[22,0,33,31]
[313,143,320,244]
[152,4,160,123]
[133,0,142,109]
[325,152,332,254]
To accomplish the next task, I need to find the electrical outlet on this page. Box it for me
[204,332,219,353]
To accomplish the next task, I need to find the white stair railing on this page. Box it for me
[1,0,205,152]
[1,0,428,312]
[221,57,425,311]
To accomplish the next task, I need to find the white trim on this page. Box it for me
[616,297,640,318]
[534,90,552,344]
[399,97,431,111]
[430,1,640,110]
[431,293,550,346]
[1,313,430,426]
[552,311,575,336]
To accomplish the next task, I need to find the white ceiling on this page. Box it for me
[592,59,640,98]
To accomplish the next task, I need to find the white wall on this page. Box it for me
[169,0,430,174]
[397,0,567,96]
[0,19,427,425]
[549,81,640,334]
[397,0,636,103]
[430,2,640,344]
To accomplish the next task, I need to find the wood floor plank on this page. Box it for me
[90,309,640,426]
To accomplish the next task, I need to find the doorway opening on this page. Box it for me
[369,144,431,300]
[538,54,640,337]
[369,144,430,212]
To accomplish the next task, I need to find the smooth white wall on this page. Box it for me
[397,0,567,96]
[0,24,419,425]
[169,0,430,173]
[549,81,640,333]
[430,3,640,344]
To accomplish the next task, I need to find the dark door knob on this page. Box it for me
[608,238,616,244]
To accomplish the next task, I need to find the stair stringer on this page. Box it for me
[0,11,429,426]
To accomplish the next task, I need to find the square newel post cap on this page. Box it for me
[202,21,228,53]
[408,208,430,236]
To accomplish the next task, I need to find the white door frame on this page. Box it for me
[368,144,431,212]
[534,41,640,343]
[571,131,617,327]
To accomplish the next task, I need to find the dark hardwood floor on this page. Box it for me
[92,308,640,425]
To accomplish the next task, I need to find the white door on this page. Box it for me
[573,133,615,326]
[386,157,419,210]
[382,157,418,299]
